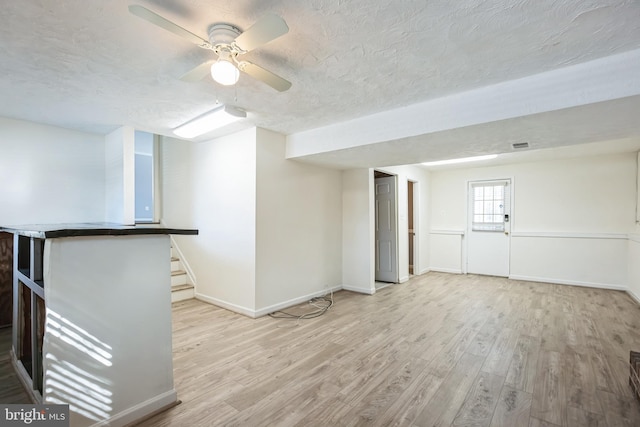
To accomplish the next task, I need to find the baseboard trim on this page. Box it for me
[627,288,640,306]
[399,275,410,283]
[254,285,343,318]
[429,267,463,274]
[342,284,375,295]
[92,389,177,427]
[418,268,431,275]
[195,293,257,318]
[508,274,627,291]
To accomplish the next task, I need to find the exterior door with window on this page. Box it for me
[467,180,511,277]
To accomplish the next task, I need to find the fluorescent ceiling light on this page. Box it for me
[422,154,498,167]
[173,105,246,138]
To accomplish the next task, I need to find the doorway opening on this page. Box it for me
[374,171,398,287]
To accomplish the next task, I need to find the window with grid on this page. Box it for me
[472,183,506,231]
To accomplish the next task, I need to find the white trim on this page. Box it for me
[629,234,640,244]
[399,275,410,283]
[511,231,628,239]
[195,293,257,318]
[429,267,463,274]
[342,284,376,295]
[509,274,626,291]
[90,389,177,427]
[418,268,431,275]
[254,285,343,318]
[429,230,465,235]
[627,289,640,306]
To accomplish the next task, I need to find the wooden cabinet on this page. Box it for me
[0,232,13,327]
[13,234,46,399]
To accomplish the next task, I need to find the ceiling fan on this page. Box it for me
[128,5,292,92]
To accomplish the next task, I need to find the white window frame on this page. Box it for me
[470,180,509,232]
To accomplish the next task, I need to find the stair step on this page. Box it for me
[171,284,195,302]
[171,271,188,286]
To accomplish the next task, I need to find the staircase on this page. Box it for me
[171,247,194,302]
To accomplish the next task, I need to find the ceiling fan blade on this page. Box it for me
[233,14,289,53]
[180,60,216,82]
[238,61,292,92]
[128,5,212,49]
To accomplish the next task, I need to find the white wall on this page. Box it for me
[629,235,640,302]
[629,151,640,301]
[342,168,375,294]
[160,137,193,229]
[0,117,106,226]
[44,235,175,427]
[164,129,258,314]
[429,152,637,288]
[105,126,135,224]
[254,129,342,314]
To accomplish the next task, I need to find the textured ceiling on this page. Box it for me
[1,0,640,167]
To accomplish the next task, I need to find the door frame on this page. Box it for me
[408,179,419,277]
[464,177,515,276]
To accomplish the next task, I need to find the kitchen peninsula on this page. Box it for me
[0,223,198,427]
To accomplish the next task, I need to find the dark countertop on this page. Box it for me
[0,223,198,239]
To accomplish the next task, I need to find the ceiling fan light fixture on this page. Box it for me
[211,59,240,86]
[173,105,246,138]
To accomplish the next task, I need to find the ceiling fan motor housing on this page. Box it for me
[208,23,242,54]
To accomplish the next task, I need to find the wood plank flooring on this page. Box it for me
[3,272,640,425]
[0,327,30,404]
[134,272,640,426]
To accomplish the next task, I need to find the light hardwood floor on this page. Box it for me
[135,272,640,426]
[2,272,640,425]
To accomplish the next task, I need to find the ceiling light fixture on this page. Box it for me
[422,154,498,167]
[173,105,246,138]
[210,52,240,86]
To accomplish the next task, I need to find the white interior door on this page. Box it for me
[375,176,398,283]
[467,179,511,277]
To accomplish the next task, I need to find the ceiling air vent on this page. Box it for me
[512,142,529,149]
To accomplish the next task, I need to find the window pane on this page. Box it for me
[474,201,483,215]
[485,186,494,199]
[484,201,493,214]
[474,215,483,223]
[135,131,155,222]
[474,186,484,200]
[493,214,503,223]
[494,185,504,199]
[494,201,504,214]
